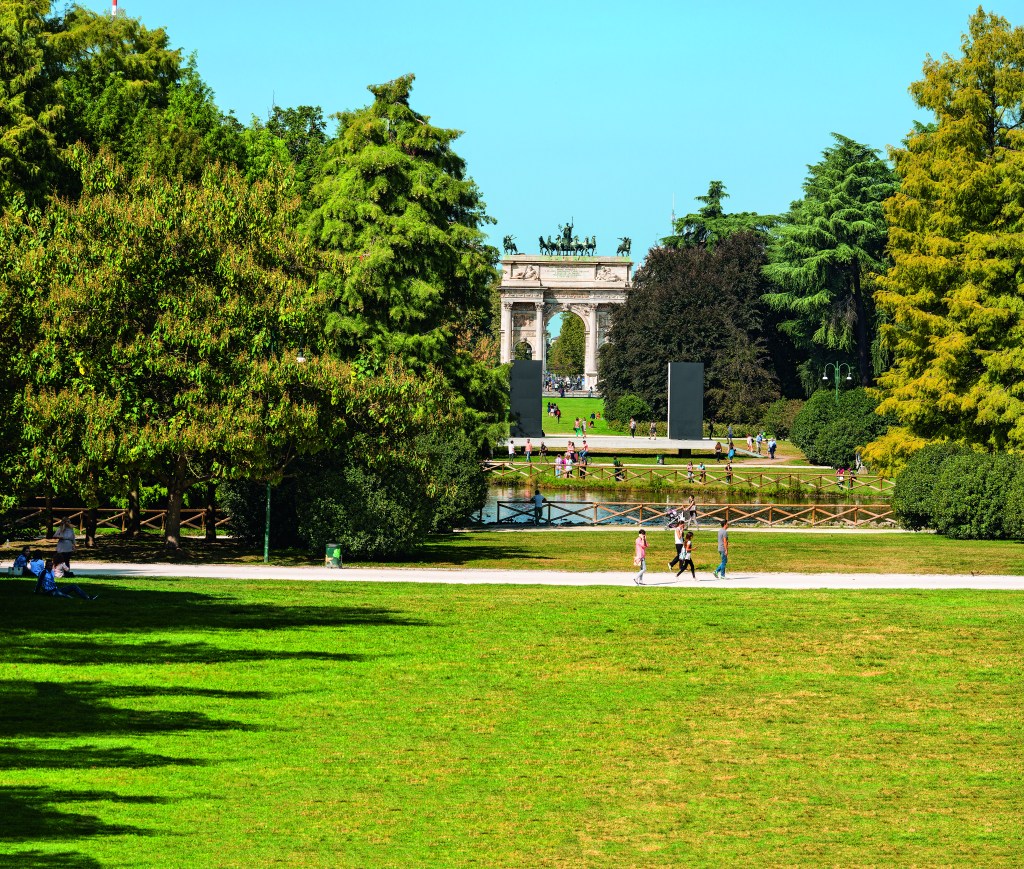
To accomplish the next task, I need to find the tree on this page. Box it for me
[306,74,503,417]
[663,180,775,250]
[875,10,1024,449]
[547,314,584,377]
[598,233,780,423]
[0,0,63,209]
[23,148,322,548]
[764,134,897,387]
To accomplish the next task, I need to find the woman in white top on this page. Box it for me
[55,518,76,575]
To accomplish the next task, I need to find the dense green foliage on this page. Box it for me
[611,393,652,424]
[890,442,974,531]
[764,134,896,388]
[662,180,775,250]
[762,398,804,439]
[599,233,780,424]
[932,453,1022,540]
[876,10,1024,449]
[790,389,889,467]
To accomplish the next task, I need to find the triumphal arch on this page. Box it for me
[498,230,633,390]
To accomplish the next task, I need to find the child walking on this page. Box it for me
[678,531,695,578]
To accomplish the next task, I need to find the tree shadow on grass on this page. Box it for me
[0,786,158,843]
[0,744,204,771]
[395,535,558,568]
[0,579,433,636]
[0,850,102,868]
[0,680,252,740]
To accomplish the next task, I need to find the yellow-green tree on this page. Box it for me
[875,9,1024,449]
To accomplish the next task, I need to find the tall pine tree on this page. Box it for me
[763,134,896,387]
[875,9,1024,449]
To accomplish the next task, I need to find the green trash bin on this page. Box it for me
[325,543,342,569]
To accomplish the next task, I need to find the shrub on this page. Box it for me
[762,398,803,440]
[417,428,487,532]
[791,388,888,466]
[1004,459,1024,540]
[891,441,974,531]
[930,453,1022,540]
[613,393,652,424]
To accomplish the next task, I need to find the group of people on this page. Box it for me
[9,518,97,599]
[508,438,549,463]
[554,440,589,478]
[632,518,730,585]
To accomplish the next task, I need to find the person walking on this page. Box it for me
[668,522,685,573]
[507,439,515,463]
[725,461,733,485]
[678,530,695,579]
[632,528,648,585]
[768,437,777,460]
[525,438,533,463]
[629,417,637,438]
[686,494,697,527]
[687,461,694,484]
[713,519,729,579]
[649,421,657,440]
[55,517,76,575]
[698,462,707,484]
[532,489,545,525]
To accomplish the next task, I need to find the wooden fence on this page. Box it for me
[493,500,896,528]
[482,460,892,494]
[6,506,230,534]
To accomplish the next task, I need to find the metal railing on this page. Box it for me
[493,500,896,528]
[482,460,892,494]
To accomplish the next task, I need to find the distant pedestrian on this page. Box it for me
[508,439,515,462]
[613,456,624,482]
[629,417,637,438]
[533,489,545,524]
[539,442,547,457]
[714,442,723,462]
[632,529,648,585]
[727,424,733,440]
[768,438,777,460]
[525,438,532,463]
[837,466,845,487]
[848,466,857,490]
[555,454,563,478]
[649,421,657,440]
[686,494,697,526]
[713,520,729,579]
[756,432,763,455]
[687,461,694,484]
[698,462,707,484]
[678,530,695,579]
[725,462,733,484]
[746,434,754,452]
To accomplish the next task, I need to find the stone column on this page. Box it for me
[500,301,513,364]
[534,301,546,370]
[583,303,598,388]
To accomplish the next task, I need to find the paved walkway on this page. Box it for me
[67,561,1024,589]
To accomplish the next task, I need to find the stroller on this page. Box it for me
[666,507,688,529]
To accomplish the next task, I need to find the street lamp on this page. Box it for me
[821,362,853,402]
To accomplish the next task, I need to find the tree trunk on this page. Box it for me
[45,495,54,539]
[127,478,141,538]
[165,484,184,550]
[85,506,98,548]
[204,482,217,542]
[852,266,872,386]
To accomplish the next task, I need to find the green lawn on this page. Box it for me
[1,578,1020,866]
[541,396,612,434]
[367,530,1024,576]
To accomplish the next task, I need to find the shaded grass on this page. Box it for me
[364,530,1024,576]
[0,578,1021,866]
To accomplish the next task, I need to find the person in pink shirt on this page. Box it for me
[632,528,648,585]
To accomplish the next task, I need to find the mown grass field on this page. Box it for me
[1,578,1021,867]
[366,530,1024,576]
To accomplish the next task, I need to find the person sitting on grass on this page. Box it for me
[37,559,97,599]
[12,546,32,577]
[27,551,46,592]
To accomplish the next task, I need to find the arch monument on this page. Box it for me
[498,241,633,390]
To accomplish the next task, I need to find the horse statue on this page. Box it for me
[503,235,519,256]
[538,236,549,256]
[616,236,632,257]
[585,236,596,256]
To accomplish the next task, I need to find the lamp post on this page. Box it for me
[821,362,853,402]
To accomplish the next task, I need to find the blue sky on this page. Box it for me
[84,0,995,257]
